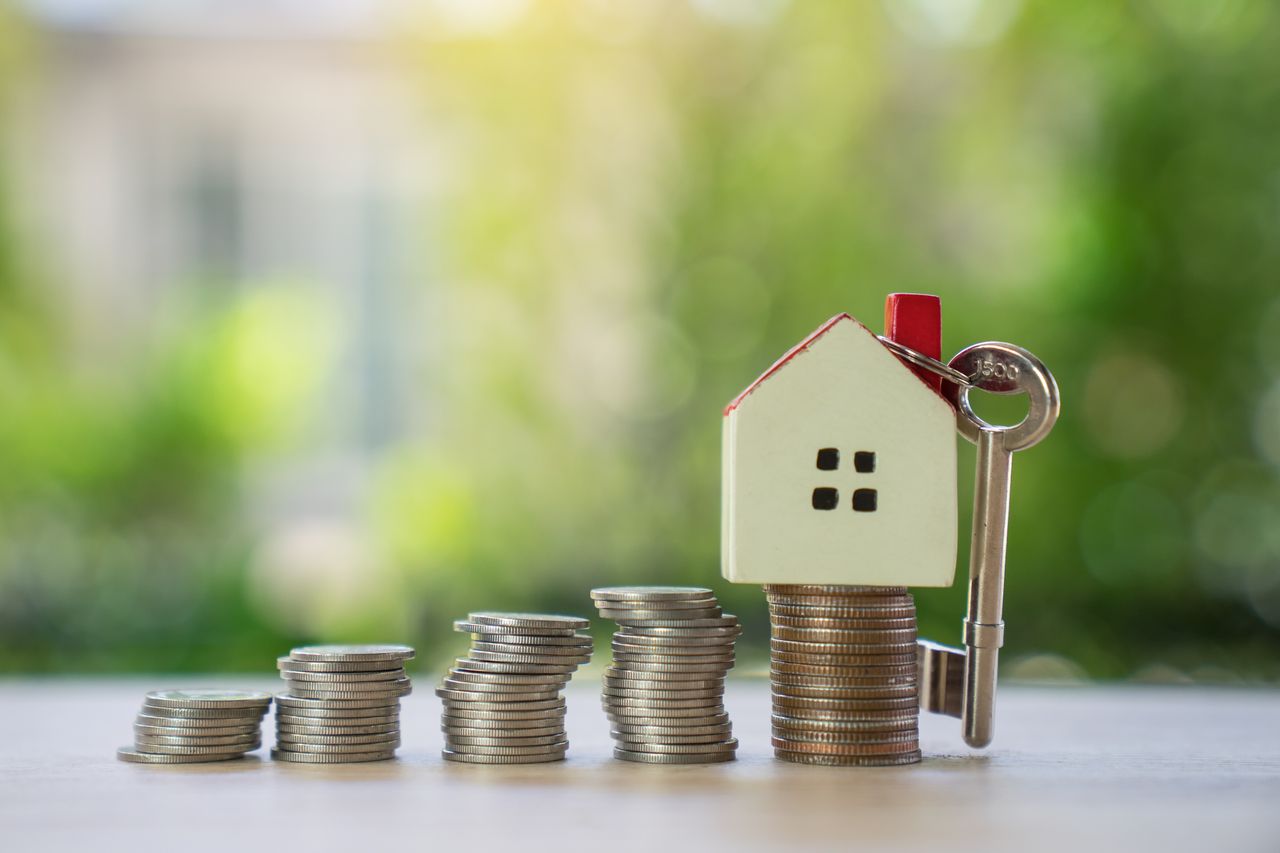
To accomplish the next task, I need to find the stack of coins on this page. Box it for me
[591,586,739,764]
[765,584,920,766]
[272,644,415,764]
[117,689,271,764]
[438,612,591,764]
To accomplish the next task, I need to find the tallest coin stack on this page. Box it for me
[765,584,921,766]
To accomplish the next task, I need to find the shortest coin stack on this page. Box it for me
[272,644,415,764]
[118,689,271,764]
[438,612,591,764]
[592,586,740,764]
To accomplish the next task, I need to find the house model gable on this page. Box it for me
[721,312,957,587]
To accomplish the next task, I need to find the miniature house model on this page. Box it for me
[721,296,957,587]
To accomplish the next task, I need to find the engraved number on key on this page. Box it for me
[943,342,1059,748]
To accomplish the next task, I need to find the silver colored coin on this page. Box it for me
[611,739,737,755]
[278,722,399,736]
[771,729,919,746]
[442,749,564,765]
[764,583,908,596]
[771,693,917,711]
[440,678,565,695]
[606,704,726,719]
[770,661,918,679]
[276,693,400,710]
[771,683,918,701]
[272,748,396,763]
[282,677,412,693]
[602,686,724,700]
[140,704,266,721]
[134,733,259,747]
[443,742,568,757]
[603,696,724,709]
[769,706,919,723]
[276,656,408,673]
[612,651,734,665]
[597,599,719,612]
[598,608,723,621]
[440,696,566,712]
[470,641,591,657]
[603,675,725,691]
[135,713,261,729]
[613,616,739,629]
[135,723,259,738]
[613,748,735,764]
[771,626,917,644]
[275,739,400,754]
[288,645,415,663]
[620,626,742,639]
[607,664,731,679]
[768,604,918,620]
[445,734,568,748]
[452,658,582,675]
[769,638,917,655]
[131,740,261,756]
[454,620,575,637]
[116,746,241,764]
[278,668,406,683]
[282,683,412,701]
[468,612,590,631]
[591,586,713,602]
[443,725,565,739]
[446,670,571,686]
[437,688,562,704]
[612,722,732,736]
[769,614,918,631]
[277,732,401,747]
[466,650,588,667]
[612,634,738,648]
[441,714,565,729]
[274,709,400,723]
[613,732,734,746]
[771,713,917,733]
[468,633,593,647]
[143,689,272,711]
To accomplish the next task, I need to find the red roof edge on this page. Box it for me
[723,313,854,416]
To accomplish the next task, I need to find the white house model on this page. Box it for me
[721,296,957,587]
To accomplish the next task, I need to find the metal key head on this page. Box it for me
[943,342,1060,451]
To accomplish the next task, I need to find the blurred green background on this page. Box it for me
[0,0,1277,681]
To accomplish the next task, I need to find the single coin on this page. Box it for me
[612,731,734,745]
[276,693,401,710]
[441,677,566,694]
[275,739,400,754]
[468,612,590,631]
[596,597,719,610]
[277,733,402,747]
[443,742,568,757]
[591,586,713,602]
[131,740,260,756]
[275,709,400,723]
[769,661,918,679]
[436,687,561,703]
[768,604,918,620]
[272,748,396,763]
[470,642,591,657]
[454,657,582,674]
[443,725,564,739]
[284,685,412,702]
[144,689,272,711]
[140,705,266,721]
[278,668,406,683]
[278,722,399,736]
[598,608,724,621]
[445,734,568,748]
[282,676,412,693]
[612,722,732,736]
[611,738,737,755]
[442,750,565,764]
[276,657,408,673]
[441,695,565,711]
[441,714,565,729]
[774,749,921,767]
[447,670,571,686]
[466,651,588,668]
[135,713,261,729]
[616,622,742,635]
[289,645,415,663]
[771,714,917,733]
[134,733,260,748]
[604,675,725,691]
[613,749,735,764]
[454,620,575,637]
[613,615,739,629]
[117,746,240,764]
[135,723,259,738]
[468,633,593,647]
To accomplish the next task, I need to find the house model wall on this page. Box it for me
[721,307,957,587]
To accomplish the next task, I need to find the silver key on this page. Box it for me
[943,342,1060,748]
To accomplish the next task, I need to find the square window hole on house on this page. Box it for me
[812,487,839,511]
[816,448,840,470]
[854,451,876,473]
[852,488,877,512]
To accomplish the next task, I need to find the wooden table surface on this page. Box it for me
[2,678,1277,852]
